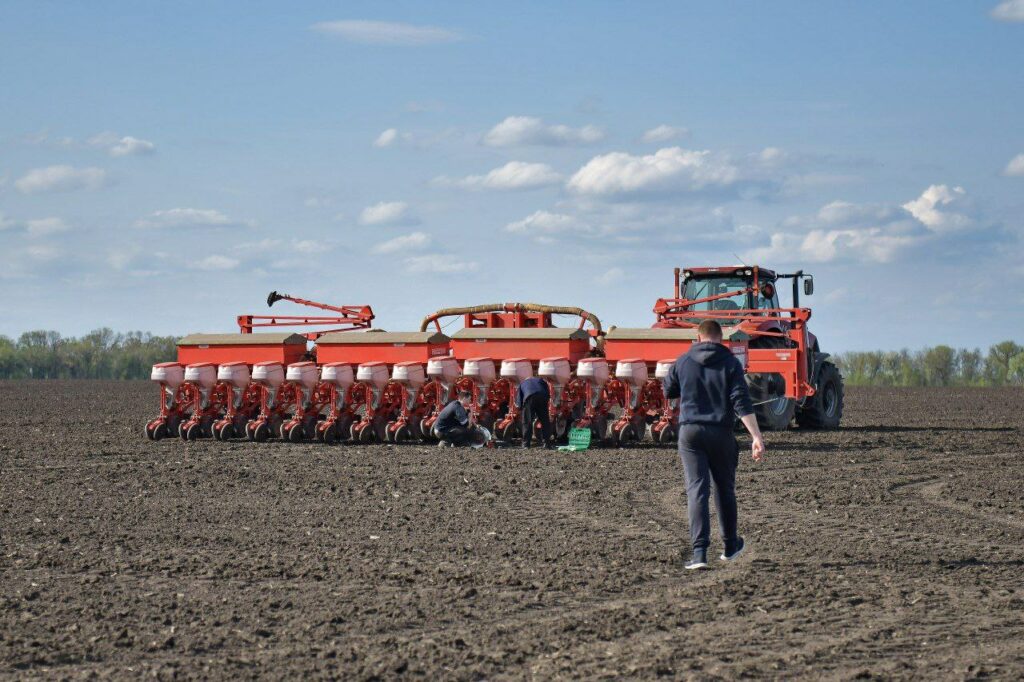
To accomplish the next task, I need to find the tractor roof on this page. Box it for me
[685,266,777,279]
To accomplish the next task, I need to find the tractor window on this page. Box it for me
[758,288,780,310]
[682,277,750,320]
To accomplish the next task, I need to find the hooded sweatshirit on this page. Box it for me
[663,342,754,427]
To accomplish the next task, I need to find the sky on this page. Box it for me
[1,1,1022,352]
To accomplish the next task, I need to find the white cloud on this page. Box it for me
[374,128,398,147]
[746,229,915,265]
[15,165,107,194]
[26,245,62,262]
[901,184,972,233]
[188,255,239,271]
[0,212,15,231]
[506,210,586,235]
[757,147,786,164]
[595,267,625,285]
[483,116,604,147]
[359,201,418,226]
[641,125,688,143]
[135,208,248,229]
[88,132,155,157]
[25,217,70,236]
[1004,153,1024,176]
[310,20,462,45]
[404,254,478,274]
[746,184,981,265]
[438,161,562,190]
[371,231,430,254]
[567,147,739,196]
[294,240,321,254]
[991,0,1024,21]
[110,136,155,157]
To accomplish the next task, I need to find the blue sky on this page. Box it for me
[1,1,1022,351]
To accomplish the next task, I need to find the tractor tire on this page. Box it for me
[796,361,844,429]
[746,338,796,431]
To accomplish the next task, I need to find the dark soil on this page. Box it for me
[2,382,1023,680]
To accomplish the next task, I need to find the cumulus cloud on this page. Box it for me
[901,185,973,233]
[745,185,982,265]
[437,161,562,190]
[483,116,604,147]
[505,210,586,234]
[374,128,398,147]
[404,254,479,274]
[135,208,250,229]
[746,229,915,265]
[25,217,70,236]
[1004,153,1024,176]
[311,20,462,45]
[359,201,418,226]
[15,165,107,194]
[188,255,240,271]
[595,267,625,285]
[991,0,1024,21]
[88,132,156,157]
[371,231,431,254]
[567,147,739,196]
[641,125,688,143]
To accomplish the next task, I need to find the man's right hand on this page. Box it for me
[751,435,766,462]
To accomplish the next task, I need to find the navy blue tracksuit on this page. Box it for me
[663,342,754,554]
[516,376,551,446]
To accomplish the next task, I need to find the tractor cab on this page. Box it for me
[655,266,815,328]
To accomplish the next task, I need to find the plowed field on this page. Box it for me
[2,382,1022,679]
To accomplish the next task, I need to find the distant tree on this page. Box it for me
[984,341,1024,386]
[1008,352,1024,386]
[956,348,983,385]
[922,345,956,386]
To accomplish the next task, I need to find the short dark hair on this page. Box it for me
[697,319,723,341]
[458,391,473,401]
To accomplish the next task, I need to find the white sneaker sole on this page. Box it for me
[685,561,709,570]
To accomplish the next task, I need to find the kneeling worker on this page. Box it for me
[516,375,552,448]
[434,391,478,446]
[663,319,766,570]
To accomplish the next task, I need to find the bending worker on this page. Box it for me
[515,375,552,448]
[663,319,766,570]
[434,391,478,446]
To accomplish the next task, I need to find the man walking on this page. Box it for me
[663,319,766,570]
[515,375,552,448]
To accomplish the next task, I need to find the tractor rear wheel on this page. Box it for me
[746,338,796,431]
[796,361,844,429]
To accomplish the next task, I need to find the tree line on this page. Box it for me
[834,341,1024,387]
[0,329,1022,386]
[0,329,178,380]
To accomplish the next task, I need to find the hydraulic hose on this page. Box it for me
[419,302,604,351]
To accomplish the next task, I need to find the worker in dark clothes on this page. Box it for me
[663,319,766,570]
[515,376,552,448]
[434,391,478,446]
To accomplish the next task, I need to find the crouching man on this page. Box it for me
[434,391,483,447]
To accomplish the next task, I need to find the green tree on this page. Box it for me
[922,345,956,386]
[984,341,1024,386]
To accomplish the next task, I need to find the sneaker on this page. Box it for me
[720,537,746,562]
[685,550,709,570]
